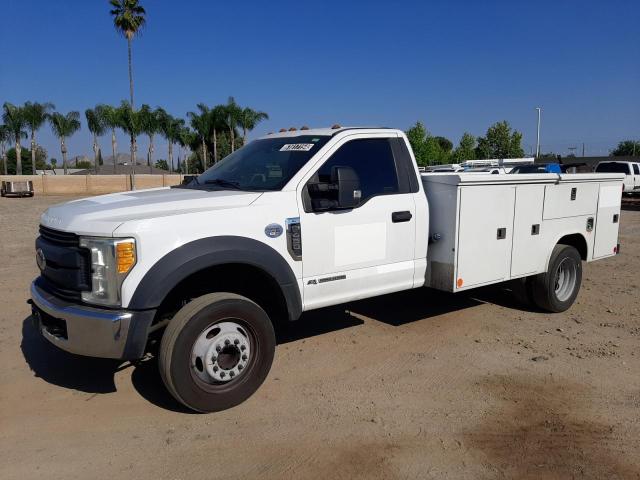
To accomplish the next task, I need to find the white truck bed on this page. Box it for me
[421,173,624,292]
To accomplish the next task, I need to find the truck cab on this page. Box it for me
[30,126,623,412]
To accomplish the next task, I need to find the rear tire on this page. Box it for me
[529,244,582,312]
[159,292,276,413]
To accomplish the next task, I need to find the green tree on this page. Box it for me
[452,132,477,162]
[475,121,524,159]
[0,124,11,175]
[109,0,146,108]
[187,104,212,170]
[157,109,184,172]
[23,101,55,175]
[50,158,58,170]
[405,121,450,165]
[209,105,227,162]
[2,103,27,175]
[6,146,47,175]
[406,121,428,165]
[154,159,168,170]
[177,127,197,174]
[611,140,640,157]
[115,101,142,172]
[138,104,161,169]
[96,104,120,173]
[85,107,108,172]
[237,107,269,145]
[48,111,82,174]
[224,97,242,153]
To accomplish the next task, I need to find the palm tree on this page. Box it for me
[209,105,227,163]
[138,104,160,171]
[238,107,269,145]
[187,104,211,170]
[85,107,107,173]
[96,104,120,173]
[224,97,242,153]
[177,127,196,175]
[48,111,81,175]
[0,124,11,175]
[23,101,55,174]
[2,103,27,175]
[109,0,146,108]
[157,109,184,172]
[115,101,142,187]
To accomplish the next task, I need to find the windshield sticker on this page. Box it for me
[280,143,315,152]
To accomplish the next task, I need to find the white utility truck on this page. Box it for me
[30,127,623,412]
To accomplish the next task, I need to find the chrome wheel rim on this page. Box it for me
[191,321,251,384]
[554,258,577,302]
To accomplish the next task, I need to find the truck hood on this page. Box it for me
[40,187,263,236]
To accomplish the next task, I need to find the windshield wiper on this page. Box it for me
[204,178,242,189]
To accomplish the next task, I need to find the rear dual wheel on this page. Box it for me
[159,293,275,413]
[528,244,582,312]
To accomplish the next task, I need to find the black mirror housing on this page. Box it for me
[332,166,361,209]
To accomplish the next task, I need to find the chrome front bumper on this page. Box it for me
[30,281,152,360]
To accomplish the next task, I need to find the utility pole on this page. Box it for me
[535,107,542,158]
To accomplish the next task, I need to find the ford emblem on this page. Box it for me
[36,248,46,271]
[264,223,283,238]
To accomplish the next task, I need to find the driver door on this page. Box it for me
[298,135,416,310]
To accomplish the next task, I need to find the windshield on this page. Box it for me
[595,162,630,174]
[183,135,330,191]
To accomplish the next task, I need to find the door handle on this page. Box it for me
[392,211,412,223]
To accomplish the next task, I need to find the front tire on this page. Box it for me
[529,244,582,312]
[159,293,276,412]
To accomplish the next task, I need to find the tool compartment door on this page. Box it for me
[543,183,599,220]
[455,185,515,289]
[510,184,546,277]
[593,183,622,259]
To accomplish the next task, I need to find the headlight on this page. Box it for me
[79,237,136,307]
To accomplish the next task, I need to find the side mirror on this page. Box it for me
[332,166,361,209]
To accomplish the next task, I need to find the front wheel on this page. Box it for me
[159,293,276,412]
[529,244,582,312]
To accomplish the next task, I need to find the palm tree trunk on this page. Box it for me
[148,134,154,173]
[61,138,68,175]
[31,132,36,174]
[243,127,247,146]
[168,142,173,173]
[130,135,136,190]
[213,127,218,163]
[93,134,99,174]
[201,138,207,170]
[229,126,235,153]
[15,138,22,175]
[2,143,7,175]
[111,129,117,174]
[127,36,134,108]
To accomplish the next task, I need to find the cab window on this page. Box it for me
[305,138,399,211]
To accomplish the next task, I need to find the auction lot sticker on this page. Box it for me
[280,143,315,151]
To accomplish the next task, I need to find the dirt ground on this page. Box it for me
[1,194,639,480]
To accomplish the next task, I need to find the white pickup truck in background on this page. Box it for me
[30,127,624,412]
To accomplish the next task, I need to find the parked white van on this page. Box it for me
[595,161,640,194]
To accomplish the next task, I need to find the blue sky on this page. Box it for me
[1,0,638,162]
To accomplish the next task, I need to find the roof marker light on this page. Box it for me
[301,125,310,130]
[331,124,341,129]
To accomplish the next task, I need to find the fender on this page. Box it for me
[545,232,589,271]
[128,236,302,321]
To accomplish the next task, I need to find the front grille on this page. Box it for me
[39,225,79,246]
[36,226,91,301]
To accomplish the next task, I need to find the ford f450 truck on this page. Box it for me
[30,127,624,412]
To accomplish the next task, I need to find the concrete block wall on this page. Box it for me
[0,174,184,195]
